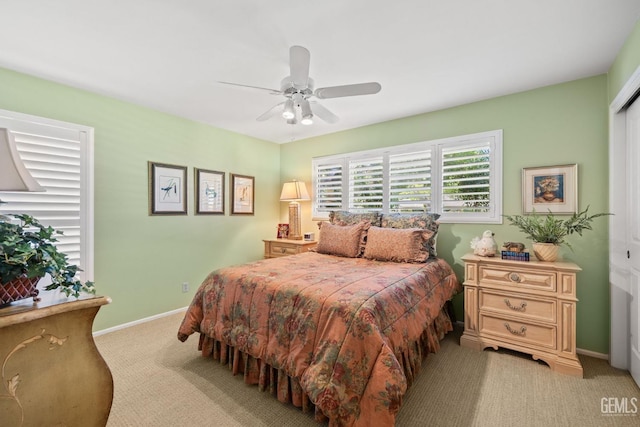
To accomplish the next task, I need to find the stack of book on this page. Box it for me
[501,250,530,261]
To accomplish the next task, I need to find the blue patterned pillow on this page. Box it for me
[380,213,440,257]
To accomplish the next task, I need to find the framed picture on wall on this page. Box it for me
[148,162,188,215]
[522,164,578,214]
[230,173,254,215]
[195,168,225,215]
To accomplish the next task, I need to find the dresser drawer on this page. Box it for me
[479,265,556,293]
[479,314,556,350]
[269,243,299,257]
[479,290,556,323]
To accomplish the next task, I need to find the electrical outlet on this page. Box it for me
[181,282,189,293]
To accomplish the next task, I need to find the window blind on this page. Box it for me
[441,143,491,214]
[314,160,345,215]
[389,150,432,213]
[312,130,502,223]
[348,157,383,212]
[0,110,93,281]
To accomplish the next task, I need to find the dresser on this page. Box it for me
[263,238,317,258]
[0,293,113,426]
[460,253,583,377]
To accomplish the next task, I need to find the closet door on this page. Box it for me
[627,98,640,387]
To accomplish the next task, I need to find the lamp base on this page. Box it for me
[288,202,302,240]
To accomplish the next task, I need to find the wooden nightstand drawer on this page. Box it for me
[263,239,317,259]
[480,289,556,323]
[269,243,299,257]
[479,265,556,293]
[479,314,557,350]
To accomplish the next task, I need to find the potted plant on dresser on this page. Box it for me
[504,206,611,262]
[0,212,94,305]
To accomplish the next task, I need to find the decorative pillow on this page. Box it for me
[380,213,441,257]
[329,211,382,227]
[329,211,380,256]
[316,221,370,258]
[363,227,434,263]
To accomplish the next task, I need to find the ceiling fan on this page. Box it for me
[219,46,381,125]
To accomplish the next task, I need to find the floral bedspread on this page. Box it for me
[178,252,460,426]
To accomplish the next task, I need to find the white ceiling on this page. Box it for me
[1,1,639,144]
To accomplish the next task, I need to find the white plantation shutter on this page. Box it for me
[312,130,501,223]
[0,110,94,281]
[314,159,346,216]
[389,150,432,213]
[349,156,383,212]
[441,142,492,214]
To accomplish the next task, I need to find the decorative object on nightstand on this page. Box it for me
[460,253,583,376]
[263,238,317,258]
[504,207,612,262]
[277,223,290,239]
[0,214,96,305]
[470,230,498,257]
[501,242,530,261]
[280,180,310,240]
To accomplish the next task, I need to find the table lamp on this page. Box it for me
[0,127,44,192]
[280,180,310,240]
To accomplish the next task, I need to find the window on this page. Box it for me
[0,109,94,281]
[312,130,502,223]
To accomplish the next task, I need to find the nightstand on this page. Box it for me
[460,253,583,377]
[263,238,317,258]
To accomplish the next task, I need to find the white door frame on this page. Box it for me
[609,65,640,369]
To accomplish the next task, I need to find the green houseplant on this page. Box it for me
[504,206,611,261]
[0,212,94,304]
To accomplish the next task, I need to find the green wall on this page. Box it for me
[4,16,640,351]
[0,67,281,331]
[280,75,611,353]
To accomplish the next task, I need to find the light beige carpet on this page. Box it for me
[95,312,640,427]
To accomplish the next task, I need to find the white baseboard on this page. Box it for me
[93,306,188,337]
[576,348,609,360]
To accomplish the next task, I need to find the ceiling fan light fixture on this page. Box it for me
[300,98,313,125]
[282,99,295,119]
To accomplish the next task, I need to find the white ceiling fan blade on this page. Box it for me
[314,82,381,99]
[256,102,285,121]
[289,46,310,89]
[310,102,339,124]
[218,81,282,95]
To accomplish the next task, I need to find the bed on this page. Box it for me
[177,212,460,426]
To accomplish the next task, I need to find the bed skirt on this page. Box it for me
[196,306,454,423]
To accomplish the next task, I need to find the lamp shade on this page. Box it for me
[0,127,44,192]
[280,180,310,201]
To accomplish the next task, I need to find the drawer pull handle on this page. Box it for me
[504,299,527,312]
[504,322,527,336]
[509,272,521,283]
[281,248,286,253]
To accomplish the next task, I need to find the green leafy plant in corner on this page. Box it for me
[0,213,94,298]
[504,206,612,250]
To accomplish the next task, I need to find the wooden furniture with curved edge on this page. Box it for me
[263,238,317,258]
[0,293,113,426]
[460,253,583,377]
